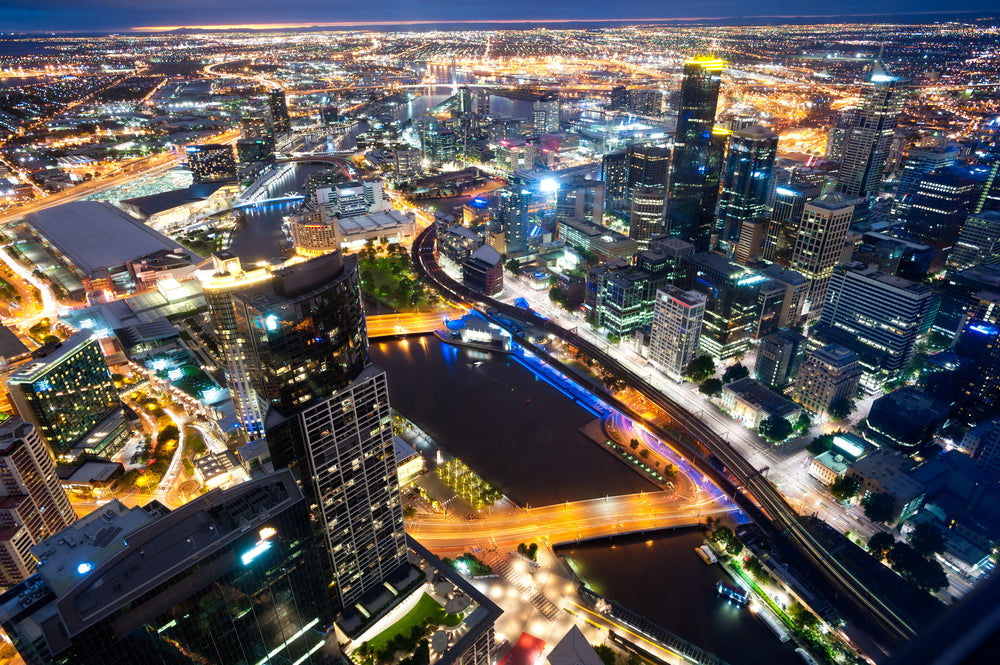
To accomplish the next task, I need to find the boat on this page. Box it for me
[716,581,749,606]
[696,545,718,565]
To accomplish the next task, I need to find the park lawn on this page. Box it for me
[364,593,462,652]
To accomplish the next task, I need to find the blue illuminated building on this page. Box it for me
[0,471,340,665]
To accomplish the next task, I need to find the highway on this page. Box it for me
[410,225,916,644]
[404,490,733,550]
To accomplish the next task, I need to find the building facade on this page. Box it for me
[648,286,707,381]
[792,344,862,417]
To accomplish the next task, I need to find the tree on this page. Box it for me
[795,412,812,431]
[505,259,521,275]
[806,433,835,455]
[787,602,819,632]
[593,645,617,665]
[699,378,724,397]
[403,506,417,519]
[887,542,949,592]
[629,438,640,450]
[862,492,896,524]
[828,397,855,421]
[829,476,860,502]
[743,555,771,583]
[684,355,716,383]
[908,522,946,558]
[639,449,650,460]
[868,531,896,560]
[759,415,793,442]
[722,363,749,383]
[711,525,743,556]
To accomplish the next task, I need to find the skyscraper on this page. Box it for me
[649,286,706,381]
[0,418,76,586]
[762,186,809,266]
[532,92,561,134]
[625,144,671,199]
[793,344,863,417]
[814,262,937,387]
[226,253,407,609]
[666,56,725,250]
[6,331,121,458]
[0,471,339,665]
[947,211,1000,271]
[716,125,779,253]
[836,58,905,200]
[497,187,531,249]
[788,194,855,314]
[185,144,237,184]
[890,146,959,222]
[556,177,604,225]
[601,150,629,211]
[267,89,291,134]
[203,253,271,439]
[628,186,668,243]
[895,166,979,270]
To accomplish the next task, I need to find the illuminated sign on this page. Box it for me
[241,526,277,565]
[539,178,559,193]
[737,275,767,287]
[264,314,279,331]
[969,323,999,336]
[77,562,93,575]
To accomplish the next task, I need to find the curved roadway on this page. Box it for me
[410,225,915,644]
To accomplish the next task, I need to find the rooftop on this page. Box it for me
[24,201,190,277]
[724,377,801,419]
[121,183,223,219]
[7,330,99,385]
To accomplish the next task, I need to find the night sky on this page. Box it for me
[0,0,996,33]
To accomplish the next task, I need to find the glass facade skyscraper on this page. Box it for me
[0,471,338,665]
[267,89,291,134]
[6,331,120,457]
[716,125,778,253]
[666,57,725,250]
[836,59,905,200]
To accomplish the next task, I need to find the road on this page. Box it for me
[405,490,733,550]
[366,309,466,337]
[411,225,917,645]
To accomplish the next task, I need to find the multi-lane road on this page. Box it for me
[405,489,733,551]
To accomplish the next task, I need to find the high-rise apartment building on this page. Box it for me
[793,344,863,416]
[648,286,706,381]
[185,144,237,184]
[814,262,937,387]
[0,418,76,586]
[267,89,291,134]
[532,92,561,133]
[601,150,629,211]
[763,186,810,266]
[6,331,121,458]
[497,187,531,249]
[0,471,339,665]
[225,253,408,609]
[947,210,1000,271]
[836,59,905,199]
[788,194,855,314]
[666,56,725,250]
[240,115,272,139]
[716,125,778,252]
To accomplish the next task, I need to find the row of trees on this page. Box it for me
[868,524,949,593]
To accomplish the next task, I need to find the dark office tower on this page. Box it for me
[0,418,76,586]
[890,146,958,222]
[754,328,807,391]
[666,56,725,250]
[717,125,778,253]
[626,144,671,197]
[236,137,274,165]
[629,187,667,244]
[556,177,604,225]
[185,144,237,184]
[836,58,905,200]
[601,150,629,211]
[630,90,663,117]
[789,194,855,314]
[230,254,408,609]
[267,89,291,135]
[0,471,340,665]
[948,211,1000,272]
[975,159,1000,214]
[497,187,531,249]
[609,85,628,110]
[679,252,765,359]
[955,320,1000,423]
[240,116,272,139]
[763,186,808,266]
[6,331,120,458]
[476,88,491,117]
[896,166,979,270]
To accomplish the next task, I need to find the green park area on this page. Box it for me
[358,242,437,311]
[354,593,462,665]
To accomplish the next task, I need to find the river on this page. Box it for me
[372,336,800,665]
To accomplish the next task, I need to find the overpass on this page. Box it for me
[403,489,732,551]
[410,225,916,645]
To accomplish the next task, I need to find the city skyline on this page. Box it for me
[0,2,997,32]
